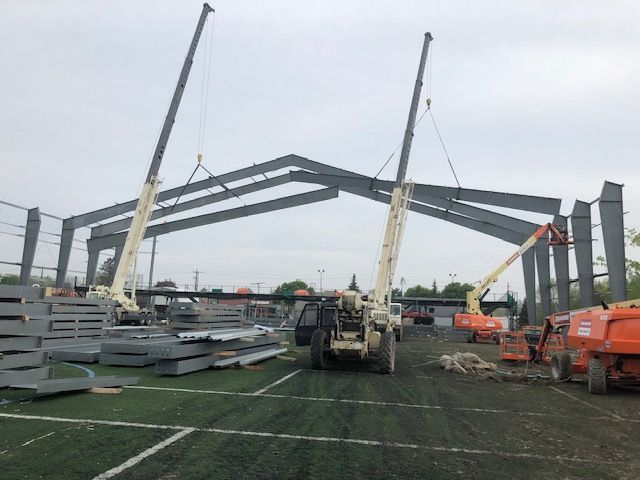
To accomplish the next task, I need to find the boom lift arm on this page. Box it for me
[91,3,214,310]
[465,223,571,316]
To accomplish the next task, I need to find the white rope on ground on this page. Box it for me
[439,352,496,376]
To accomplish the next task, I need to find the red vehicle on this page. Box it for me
[402,305,434,325]
[454,313,502,343]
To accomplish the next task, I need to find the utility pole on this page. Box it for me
[194,270,204,291]
[251,282,264,294]
[317,269,325,293]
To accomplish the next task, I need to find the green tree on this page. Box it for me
[95,257,115,286]
[440,282,474,299]
[391,287,402,299]
[404,284,431,297]
[347,274,360,292]
[155,279,177,288]
[518,298,529,326]
[0,274,20,285]
[429,279,439,297]
[274,279,313,295]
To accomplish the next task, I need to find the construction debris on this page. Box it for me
[439,352,497,376]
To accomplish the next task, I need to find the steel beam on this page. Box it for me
[19,208,41,285]
[55,223,75,287]
[599,181,626,302]
[552,214,570,311]
[290,171,561,214]
[91,174,292,237]
[87,187,339,252]
[571,200,595,307]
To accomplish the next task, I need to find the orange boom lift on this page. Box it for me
[541,300,640,394]
[454,223,571,343]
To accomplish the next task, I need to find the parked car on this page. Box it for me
[402,305,435,325]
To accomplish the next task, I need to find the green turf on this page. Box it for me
[1,336,639,479]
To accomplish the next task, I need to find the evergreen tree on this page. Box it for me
[518,298,529,326]
[429,279,439,297]
[347,274,360,292]
[95,257,116,285]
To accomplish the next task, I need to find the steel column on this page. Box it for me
[55,221,75,287]
[599,181,626,302]
[535,240,551,318]
[552,214,570,311]
[19,208,41,285]
[571,200,595,307]
[86,250,100,286]
[522,249,537,324]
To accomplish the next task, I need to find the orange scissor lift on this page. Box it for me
[500,325,565,363]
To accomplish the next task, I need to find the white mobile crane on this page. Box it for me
[88,4,214,322]
[301,33,433,374]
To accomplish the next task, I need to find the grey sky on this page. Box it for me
[1,0,639,300]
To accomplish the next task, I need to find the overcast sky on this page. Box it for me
[1,0,639,301]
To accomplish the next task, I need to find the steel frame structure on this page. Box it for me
[5,154,621,324]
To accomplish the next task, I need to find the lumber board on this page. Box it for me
[11,375,139,394]
[0,351,46,369]
[0,366,52,388]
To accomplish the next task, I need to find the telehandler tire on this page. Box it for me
[587,358,607,394]
[551,352,572,382]
[310,329,330,370]
[379,331,396,374]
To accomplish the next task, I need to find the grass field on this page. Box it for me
[1,335,639,479]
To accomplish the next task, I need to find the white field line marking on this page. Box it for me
[21,431,55,447]
[126,385,556,418]
[253,369,302,395]
[91,428,195,480]
[0,413,186,430]
[0,412,620,466]
[549,386,640,423]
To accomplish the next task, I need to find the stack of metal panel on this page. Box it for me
[0,285,117,384]
[168,302,244,331]
[152,329,288,375]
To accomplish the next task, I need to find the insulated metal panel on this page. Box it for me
[599,181,626,302]
[11,375,140,394]
[0,367,52,388]
[0,351,46,369]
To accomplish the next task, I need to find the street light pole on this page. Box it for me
[448,273,457,284]
[317,269,325,293]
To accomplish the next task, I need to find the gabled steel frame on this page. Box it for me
[39,154,624,324]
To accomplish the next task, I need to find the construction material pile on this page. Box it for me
[439,352,497,376]
[169,301,244,330]
[0,285,138,394]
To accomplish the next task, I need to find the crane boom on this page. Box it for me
[93,3,214,310]
[466,223,571,315]
[370,32,432,310]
